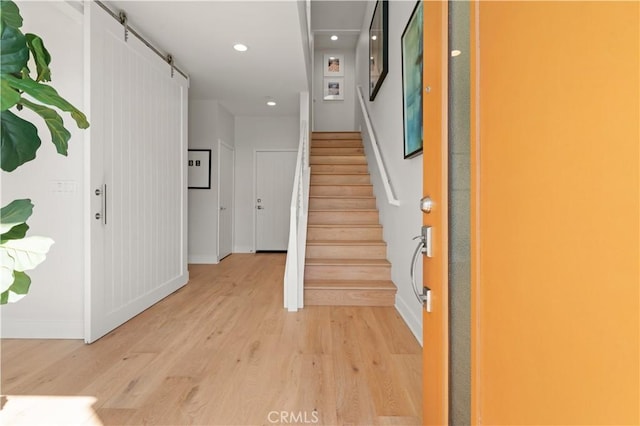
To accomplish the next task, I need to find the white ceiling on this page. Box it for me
[311,0,367,49]
[104,0,367,116]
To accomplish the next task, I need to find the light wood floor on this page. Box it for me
[1,254,422,425]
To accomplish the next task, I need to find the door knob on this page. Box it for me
[420,196,433,213]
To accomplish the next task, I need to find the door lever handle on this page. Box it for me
[256,206,264,210]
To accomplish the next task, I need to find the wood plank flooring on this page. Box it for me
[1,254,422,425]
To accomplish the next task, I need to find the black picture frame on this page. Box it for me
[369,0,389,101]
[187,149,212,189]
[401,1,423,159]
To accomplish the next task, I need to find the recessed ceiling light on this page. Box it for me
[330,35,338,41]
[233,43,248,52]
[371,35,377,41]
[451,50,462,57]
[267,101,277,106]
[329,56,336,60]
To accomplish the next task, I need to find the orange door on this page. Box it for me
[422,1,449,424]
[471,2,639,424]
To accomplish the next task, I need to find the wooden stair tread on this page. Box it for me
[311,171,369,175]
[310,183,372,186]
[309,208,378,212]
[308,224,381,228]
[305,258,390,266]
[304,280,396,290]
[306,240,386,246]
[312,132,361,140]
[310,195,375,199]
[310,152,364,156]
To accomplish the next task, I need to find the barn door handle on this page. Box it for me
[410,234,431,312]
[95,184,107,225]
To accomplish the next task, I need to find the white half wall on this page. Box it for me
[355,1,424,344]
[313,48,356,131]
[234,116,299,253]
[188,100,235,263]
[1,1,85,338]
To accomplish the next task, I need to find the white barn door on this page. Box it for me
[85,3,189,343]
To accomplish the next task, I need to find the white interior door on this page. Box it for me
[255,150,297,251]
[218,141,234,261]
[86,2,189,343]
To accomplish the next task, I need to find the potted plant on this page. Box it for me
[0,0,89,303]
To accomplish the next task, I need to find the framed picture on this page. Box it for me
[369,0,388,101]
[323,54,344,77]
[323,77,344,101]
[401,1,423,159]
[188,149,211,189]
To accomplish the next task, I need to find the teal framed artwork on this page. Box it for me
[401,1,423,159]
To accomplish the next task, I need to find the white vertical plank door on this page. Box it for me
[255,150,297,251]
[85,3,189,343]
[218,140,234,261]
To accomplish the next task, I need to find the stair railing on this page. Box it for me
[284,92,311,311]
[356,85,400,206]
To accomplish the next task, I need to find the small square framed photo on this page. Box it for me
[323,54,344,76]
[323,78,344,101]
[188,149,211,189]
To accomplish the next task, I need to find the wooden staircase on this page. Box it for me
[304,131,397,306]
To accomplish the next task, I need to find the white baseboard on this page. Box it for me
[188,255,218,264]
[1,319,84,339]
[233,246,254,254]
[395,294,423,347]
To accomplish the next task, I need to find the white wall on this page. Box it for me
[313,48,356,131]
[188,100,235,263]
[233,116,299,253]
[355,1,424,343]
[1,2,85,338]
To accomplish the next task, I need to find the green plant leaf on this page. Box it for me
[25,33,51,82]
[20,98,70,155]
[2,74,89,129]
[0,247,14,292]
[1,235,54,272]
[0,75,20,110]
[0,109,41,171]
[0,222,28,244]
[0,0,22,29]
[0,19,28,74]
[0,270,31,304]
[0,198,33,228]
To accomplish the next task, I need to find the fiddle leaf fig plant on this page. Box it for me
[0,0,89,304]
